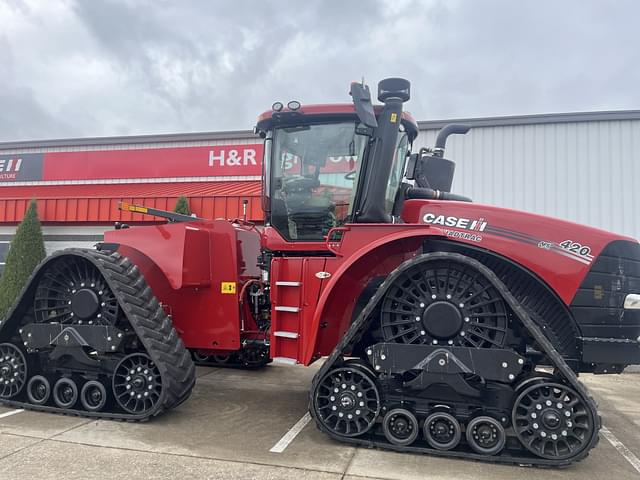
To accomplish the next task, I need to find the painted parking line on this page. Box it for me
[269,412,312,453]
[0,409,24,419]
[601,426,640,474]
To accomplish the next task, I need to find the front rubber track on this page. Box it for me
[0,248,196,421]
[309,252,600,467]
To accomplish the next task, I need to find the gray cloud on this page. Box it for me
[0,0,638,142]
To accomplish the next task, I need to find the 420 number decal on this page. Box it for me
[559,240,592,258]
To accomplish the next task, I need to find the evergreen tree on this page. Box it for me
[173,195,191,216]
[0,200,47,319]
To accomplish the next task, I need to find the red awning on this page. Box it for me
[0,181,263,223]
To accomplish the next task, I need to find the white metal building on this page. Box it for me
[416,110,640,239]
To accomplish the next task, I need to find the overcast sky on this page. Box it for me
[1,0,639,142]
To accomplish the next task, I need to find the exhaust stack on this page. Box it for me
[355,78,411,223]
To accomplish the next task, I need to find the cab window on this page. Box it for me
[270,122,367,241]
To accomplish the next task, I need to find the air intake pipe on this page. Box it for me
[406,187,472,202]
[433,123,470,157]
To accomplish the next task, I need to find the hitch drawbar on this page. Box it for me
[119,202,202,223]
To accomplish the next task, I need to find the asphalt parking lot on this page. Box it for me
[0,364,639,480]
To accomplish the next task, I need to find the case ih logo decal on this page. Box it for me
[0,153,44,182]
[0,157,22,180]
[422,213,488,232]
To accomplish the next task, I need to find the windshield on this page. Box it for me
[270,122,367,241]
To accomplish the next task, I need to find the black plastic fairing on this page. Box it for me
[570,240,640,340]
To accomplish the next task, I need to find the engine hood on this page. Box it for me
[401,199,637,304]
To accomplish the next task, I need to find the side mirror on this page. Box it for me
[350,82,378,129]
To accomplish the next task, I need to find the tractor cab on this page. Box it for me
[255,79,419,242]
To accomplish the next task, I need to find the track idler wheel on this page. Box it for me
[113,353,162,414]
[383,408,419,446]
[423,412,461,450]
[53,378,78,408]
[312,365,381,438]
[0,343,27,399]
[466,416,506,455]
[512,381,595,460]
[27,375,51,405]
[81,380,108,412]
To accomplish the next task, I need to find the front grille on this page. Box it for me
[571,240,640,339]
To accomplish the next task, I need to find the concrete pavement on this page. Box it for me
[0,364,638,479]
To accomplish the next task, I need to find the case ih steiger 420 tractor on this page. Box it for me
[1,78,639,467]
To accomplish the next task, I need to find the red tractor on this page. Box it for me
[1,78,639,467]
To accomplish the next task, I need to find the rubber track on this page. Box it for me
[0,248,196,421]
[309,252,600,467]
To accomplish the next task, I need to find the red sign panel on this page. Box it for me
[41,144,263,181]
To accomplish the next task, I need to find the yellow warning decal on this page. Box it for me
[390,112,398,123]
[119,202,148,214]
[221,282,237,294]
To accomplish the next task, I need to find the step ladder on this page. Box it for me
[270,258,305,365]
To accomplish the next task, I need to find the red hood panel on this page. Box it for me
[401,199,637,304]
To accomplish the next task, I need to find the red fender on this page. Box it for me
[302,226,446,365]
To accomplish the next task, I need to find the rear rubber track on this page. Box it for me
[0,248,196,421]
[309,252,600,467]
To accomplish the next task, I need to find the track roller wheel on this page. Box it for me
[466,416,506,455]
[192,351,212,363]
[80,380,108,412]
[113,353,162,414]
[27,375,51,405]
[213,354,231,364]
[512,381,595,460]
[382,408,419,446]
[0,343,27,399]
[312,365,381,438]
[53,378,78,409]
[423,412,461,450]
